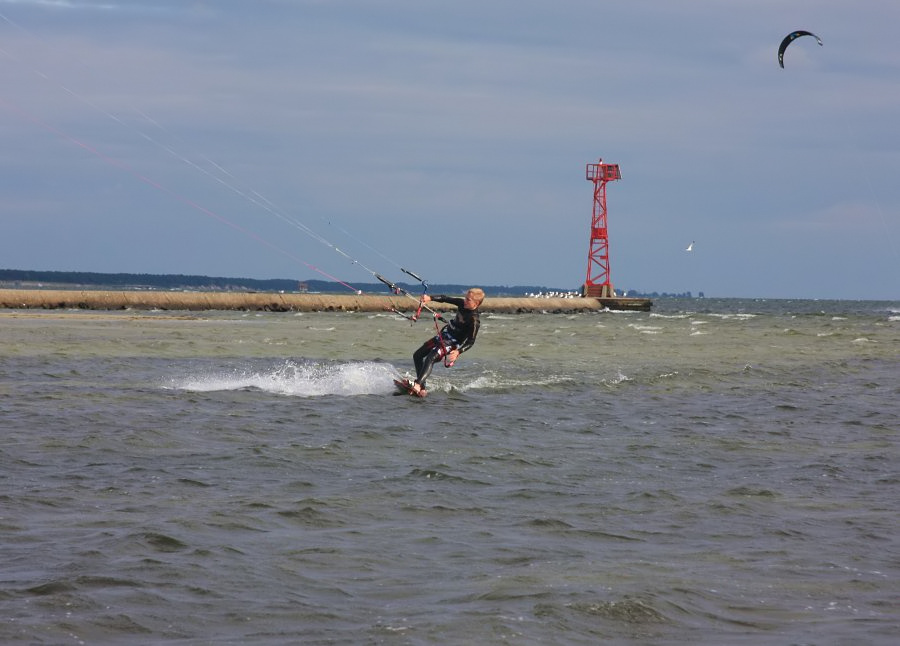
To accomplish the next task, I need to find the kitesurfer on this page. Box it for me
[408,288,484,396]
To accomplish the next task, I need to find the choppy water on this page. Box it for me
[1,298,898,645]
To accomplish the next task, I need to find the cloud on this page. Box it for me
[0,0,119,9]
[773,200,894,233]
[0,1,898,298]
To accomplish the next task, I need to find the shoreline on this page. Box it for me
[0,288,652,313]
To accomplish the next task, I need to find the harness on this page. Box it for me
[430,313,457,367]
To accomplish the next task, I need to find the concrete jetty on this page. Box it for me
[0,289,652,313]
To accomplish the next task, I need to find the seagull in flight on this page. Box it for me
[685,241,695,252]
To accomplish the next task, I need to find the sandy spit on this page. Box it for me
[0,289,650,314]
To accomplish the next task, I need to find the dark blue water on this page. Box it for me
[1,300,897,644]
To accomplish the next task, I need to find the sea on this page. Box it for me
[1,298,897,645]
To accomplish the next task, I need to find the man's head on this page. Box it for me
[464,288,485,309]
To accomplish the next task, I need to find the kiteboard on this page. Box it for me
[393,378,427,398]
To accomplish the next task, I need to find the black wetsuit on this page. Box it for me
[413,295,480,389]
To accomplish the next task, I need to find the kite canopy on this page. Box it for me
[778,30,823,68]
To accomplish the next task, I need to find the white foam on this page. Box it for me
[603,371,632,386]
[453,372,573,393]
[628,323,663,334]
[167,360,398,397]
[650,313,689,319]
[708,313,757,320]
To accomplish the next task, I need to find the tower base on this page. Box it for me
[582,283,615,298]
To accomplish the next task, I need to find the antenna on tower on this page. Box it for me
[582,158,621,298]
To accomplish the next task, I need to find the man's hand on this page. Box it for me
[447,349,460,365]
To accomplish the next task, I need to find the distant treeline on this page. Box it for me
[0,269,572,297]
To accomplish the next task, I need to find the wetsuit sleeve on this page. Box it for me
[431,295,465,308]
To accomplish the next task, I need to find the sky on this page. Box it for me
[1,0,898,300]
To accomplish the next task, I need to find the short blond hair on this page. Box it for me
[466,288,485,306]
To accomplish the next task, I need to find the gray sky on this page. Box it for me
[1,0,898,299]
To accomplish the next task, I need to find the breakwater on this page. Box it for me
[0,289,651,313]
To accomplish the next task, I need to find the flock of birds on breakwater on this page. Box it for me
[525,291,583,299]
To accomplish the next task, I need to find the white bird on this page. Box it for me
[685,241,695,252]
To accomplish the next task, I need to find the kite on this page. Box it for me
[778,30,823,68]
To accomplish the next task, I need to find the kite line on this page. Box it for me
[0,9,443,317]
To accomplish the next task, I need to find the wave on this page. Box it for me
[707,313,757,320]
[628,323,663,334]
[165,360,581,398]
[165,359,687,398]
[166,359,398,397]
[453,372,574,393]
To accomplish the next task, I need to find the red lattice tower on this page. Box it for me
[583,158,621,298]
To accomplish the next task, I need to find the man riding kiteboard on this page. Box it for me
[396,288,484,397]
